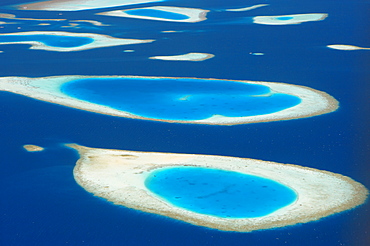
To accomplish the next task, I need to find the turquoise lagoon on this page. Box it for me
[276,17,294,21]
[0,35,94,48]
[61,78,301,121]
[125,9,189,20]
[145,167,297,218]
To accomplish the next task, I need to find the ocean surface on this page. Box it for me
[145,166,297,218]
[61,78,300,120]
[0,0,369,245]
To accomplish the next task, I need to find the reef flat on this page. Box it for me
[97,6,209,23]
[149,52,214,61]
[68,144,368,232]
[13,0,162,11]
[253,13,328,25]
[0,31,154,52]
[0,75,338,125]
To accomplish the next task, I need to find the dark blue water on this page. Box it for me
[0,0,369,245]
[0,34,94,47]
[125,9,189,20]
[145,167,297,218]
[61,78,301,120]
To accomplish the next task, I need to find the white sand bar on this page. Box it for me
[69,144,368,232]
[14,0,163,11]
[226,4,269,12]
[23,144,44,152]
[0,75,339,125]
[0,31,154,52]
[97,6,209,23]
[253,13,328,25]
[327,44,370,51]
[149,52,214,61]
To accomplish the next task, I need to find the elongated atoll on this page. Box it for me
[68,144,368,232]
[0,75,338,125]
[0,13,65,21]
[149,52,214,61]
[0,31,154,52]
[253,13,328,25]
[97,6,209,23]
[12,0,163,11]
[327,44,370,50]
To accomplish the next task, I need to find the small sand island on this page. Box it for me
[327,44,370,51]
[253,13,328,25]
[0,31,154,52]
[149,52,214,61]
[68,144,368,232]
[0,75,338,125]
[97,6,209,23]
[23,144,44,152]
[12,0,162,11]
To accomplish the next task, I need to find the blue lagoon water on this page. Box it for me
[125,9,189,20]
[0,35,94,47]
[0,0,369,245]
[61,78,301,120]
[145,167,297,218]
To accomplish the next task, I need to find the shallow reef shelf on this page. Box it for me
[68,144,368,232]
[0,75,339,125]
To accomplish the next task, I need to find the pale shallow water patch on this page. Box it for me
[253,13,328,25]
[68,144,368,232]
[0,75,338,125]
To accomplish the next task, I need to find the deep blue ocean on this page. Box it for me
[0,0,369,245]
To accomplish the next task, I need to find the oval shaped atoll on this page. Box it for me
[0,31,154,52]
[253,13,328,25]
[68,144,368,232]
[0,75,338,125]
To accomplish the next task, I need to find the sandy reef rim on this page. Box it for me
[0,75,339,125]
[68,144,368,232]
